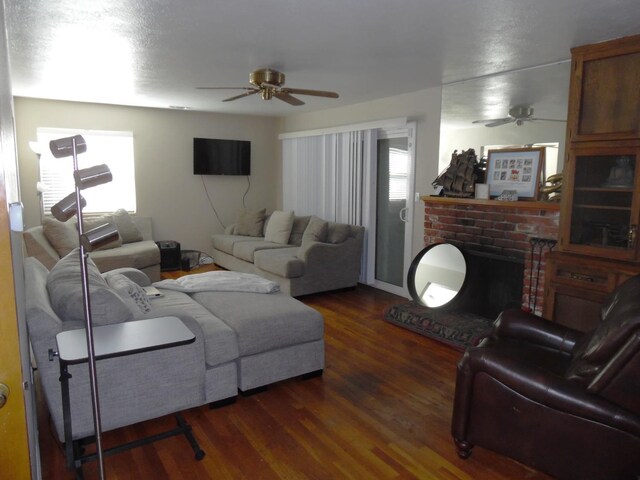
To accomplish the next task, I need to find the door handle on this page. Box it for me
[399,207,408,223]
[0,384,9,408]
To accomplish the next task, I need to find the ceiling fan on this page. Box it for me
[472,105,565,127]
[197,68,339,106]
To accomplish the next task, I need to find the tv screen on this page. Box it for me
[193,138,251,175]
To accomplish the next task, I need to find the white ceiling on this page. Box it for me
[5,0,640,119]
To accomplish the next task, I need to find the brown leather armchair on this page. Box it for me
[451,274,640,480]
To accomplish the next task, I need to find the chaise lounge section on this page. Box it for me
[25,250,324,449]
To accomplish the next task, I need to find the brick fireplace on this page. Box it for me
[422,197,560,315]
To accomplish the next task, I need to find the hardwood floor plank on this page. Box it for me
[37,283,551,479]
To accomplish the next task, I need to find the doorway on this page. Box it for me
[373,125,415,297]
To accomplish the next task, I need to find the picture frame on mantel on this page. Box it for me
[486,147,545,200]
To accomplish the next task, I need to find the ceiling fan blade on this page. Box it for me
[274,91,305,106]
[485,118,515,128]
[222,89,260,102]
[282,87,339,98]
[196,86,254,90]
[529,117,566,123]
[472,117,511,124]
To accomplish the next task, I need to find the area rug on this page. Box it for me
[383,301,494,351]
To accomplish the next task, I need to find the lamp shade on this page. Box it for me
[81,223,119,251]
[51,193,87,222]
[49,135,87,158]
[74,164,113,190]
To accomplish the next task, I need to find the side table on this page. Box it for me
[54,316,204,476]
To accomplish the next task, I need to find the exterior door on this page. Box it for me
[1,5,34,474]
[373,125,415,297]
[0,184,31,480]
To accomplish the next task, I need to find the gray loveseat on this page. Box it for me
[23,210,161,282]
[212,210,365,296]
[25,251,324,449]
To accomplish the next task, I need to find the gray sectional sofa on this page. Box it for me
[25,251,324,447]
[23,210,161,281]
[212,210,365,296]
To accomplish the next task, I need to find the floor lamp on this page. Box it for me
[49,134,118,479]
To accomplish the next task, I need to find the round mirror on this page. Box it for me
[407,243,467,309]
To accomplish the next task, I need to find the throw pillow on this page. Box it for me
[112,208,143,243]
[47,248,133,326]
[301,216,328,245]
[42,217,78,257]
[233,208,266,237]
[264,210,295,244]
[106,273,152,316]
[288,216,311,246]
[327,223,351,244]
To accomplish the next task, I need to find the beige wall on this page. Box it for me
[14,98,280,254]
[277,86,443,257]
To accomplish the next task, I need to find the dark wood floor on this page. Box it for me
[38,280,550,479]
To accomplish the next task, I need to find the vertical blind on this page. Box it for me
[37,128,136,215]
[282,128,376,283]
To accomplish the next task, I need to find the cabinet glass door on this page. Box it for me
[563,149,639,260]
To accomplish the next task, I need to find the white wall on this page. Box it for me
[277,86,443,257]
[14,98,280,254]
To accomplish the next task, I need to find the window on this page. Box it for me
[36,128,136,215]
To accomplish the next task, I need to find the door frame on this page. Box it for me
[370,122,416,298]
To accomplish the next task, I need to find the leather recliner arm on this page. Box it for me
[492,308,583,353]
[456,346,640,437]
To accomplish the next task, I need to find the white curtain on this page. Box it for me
[282,129,376,283]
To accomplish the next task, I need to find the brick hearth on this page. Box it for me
[422,197,560,315]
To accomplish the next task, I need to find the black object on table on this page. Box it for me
[54,316,204,477]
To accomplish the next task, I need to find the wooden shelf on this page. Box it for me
[421,196,561,211]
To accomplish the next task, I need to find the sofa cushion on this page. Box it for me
[24,257,70,337]
[42,217,78,257]
[233,240,293,263]
[264,210,295,244]
[302,215,328,245]
[89,240,160,272]
[233,208,266,237]
[111,209,143,243]
[47,248,133,326]
[191,291,324,356]
[212,234,259,255]
[254,248,304,278]
[327,222,351,244]
[106,273,152,316]
[289,216,311,246]
[136,289,239,367]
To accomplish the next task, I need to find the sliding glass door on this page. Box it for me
[373,125,415,297]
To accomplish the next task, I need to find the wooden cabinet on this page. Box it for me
[559,146,640,260]
[546,34,640,328]
[567,34,640,142]
[543,252,640,331]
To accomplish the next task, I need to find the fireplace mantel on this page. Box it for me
[421,196,561,212]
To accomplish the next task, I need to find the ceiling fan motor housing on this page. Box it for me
[250,68,285,88]
[509,105,534,118]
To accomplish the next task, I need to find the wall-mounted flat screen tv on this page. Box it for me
[193,138,251,175]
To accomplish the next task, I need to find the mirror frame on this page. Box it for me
[407,242,469,310]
